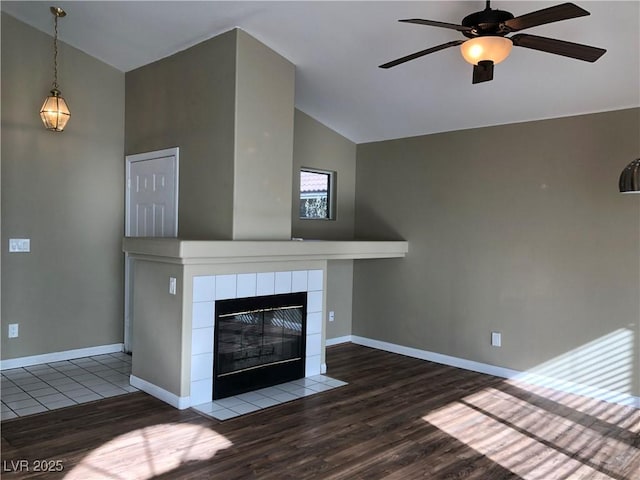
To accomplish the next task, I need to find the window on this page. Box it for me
[299,168,335,220]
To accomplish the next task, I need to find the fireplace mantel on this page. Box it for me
[123,238,409,264]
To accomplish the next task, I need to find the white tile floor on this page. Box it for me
[193,375,348,421]
[1,354,347,422]
[1,352,136,420]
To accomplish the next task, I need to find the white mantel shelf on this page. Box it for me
[123,238,409,264]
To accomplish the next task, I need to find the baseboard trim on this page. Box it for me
[326,335,353,346]
[351,335,640,409]
[351,335,520,378]
[130,375,190,410]
[0,343,124,370]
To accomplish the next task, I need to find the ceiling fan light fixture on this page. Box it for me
[381,2,605,84]
[460,36,513,65]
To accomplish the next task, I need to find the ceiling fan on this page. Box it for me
[379,1,606,84]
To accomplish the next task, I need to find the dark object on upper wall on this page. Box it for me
[379,1,606,84]
[619,159,640,193]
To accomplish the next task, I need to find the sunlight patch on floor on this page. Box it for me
[422,383,639,480]
[422,328,640,478]
[64,423,232,479]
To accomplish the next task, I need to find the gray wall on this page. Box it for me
[326,260,354,340]
[292,110,356,240]
[131,260,183,395]
[127,29,296,241]
[1,13,125,359]
[292,110,358,340]
[234,30,295,240]
[354,109,640,397]
[126,30,237,239]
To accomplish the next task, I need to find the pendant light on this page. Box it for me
[39,6,70,132]
[619,159,640,194]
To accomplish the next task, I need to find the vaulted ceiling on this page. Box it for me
[3,1,638,143]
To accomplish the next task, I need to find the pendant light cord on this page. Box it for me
[52,14,59,90]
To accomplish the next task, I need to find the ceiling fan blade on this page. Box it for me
[379,40,464,69]
[473,60,494,84]
[505,3,589,32]
[511,34,606,62]
[399,19,472,32]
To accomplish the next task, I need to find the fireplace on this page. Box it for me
[187,269,324,407]
[213,292,307,399]
[126,240,407,410]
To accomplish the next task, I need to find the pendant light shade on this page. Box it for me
[40,89,70,132]
[619,158,640,194]
[460,36,513,65]
[41,7,70,132]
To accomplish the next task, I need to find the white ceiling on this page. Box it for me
[2,1,638,143]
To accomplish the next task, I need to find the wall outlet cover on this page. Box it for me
[8,324,19,338]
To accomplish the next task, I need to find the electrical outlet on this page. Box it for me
[491,331,502,347]
[169,277,177,295]
[8,324,19,338]
[329,311,335,322]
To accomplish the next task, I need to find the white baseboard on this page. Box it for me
[0,343,124,370]
[351,335,520,378]
[351,335,640,409]
[326,335,353,346]
[130,375,190,410]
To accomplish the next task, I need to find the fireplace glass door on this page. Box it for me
[214,292,306,399]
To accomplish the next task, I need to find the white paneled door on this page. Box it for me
[125,147,179,352]
[126,148,179,237]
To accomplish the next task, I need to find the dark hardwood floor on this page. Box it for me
[2,343,639,479]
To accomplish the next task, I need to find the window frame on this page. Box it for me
[299,167,336,221]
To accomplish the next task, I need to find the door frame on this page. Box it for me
[124,147,180,353]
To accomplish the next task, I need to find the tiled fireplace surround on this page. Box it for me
[189,268,325,406]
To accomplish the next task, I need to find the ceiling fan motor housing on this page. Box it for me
[462,8,514,37]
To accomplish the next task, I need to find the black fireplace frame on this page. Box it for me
[213,292,307,400]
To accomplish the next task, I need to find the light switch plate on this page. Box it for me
[169,277,177,295]
[9,238,30,252]
[328,311,335,322]
[491,331,502,347]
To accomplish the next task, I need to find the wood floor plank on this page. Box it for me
[2,343,638,479]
